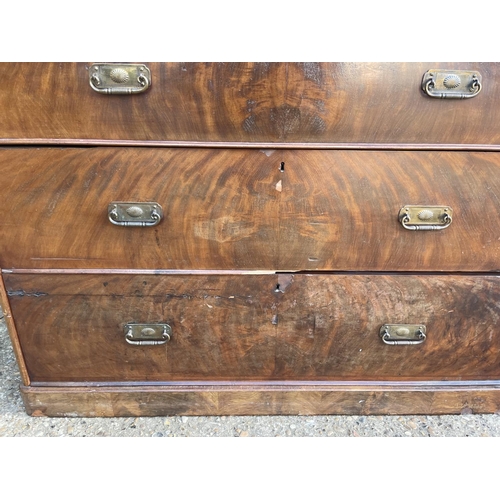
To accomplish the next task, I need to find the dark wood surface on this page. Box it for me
[5,274,279,382]
[279,150,500,271]
[0,147,280,270]
[1,148,499,271]
[6,273,500,383]
[3,61,500,417]
[0,63,498,145]
[276,274,500,380]
[21,383,500,416]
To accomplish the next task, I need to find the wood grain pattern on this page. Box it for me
[0,147,280,270]
[20,383,500,416]
[1,63,499,145]
[4,61,500,418]
[276,274,500,381]
[6,273,500,383]
[279,150,500,271]
[5,274,279,382]
[1,148,499,271]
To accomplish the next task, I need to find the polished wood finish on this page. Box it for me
[1,148,499,271]
[2,62,500,417]
[1,63,499,145]
[279,150,500,271]
[5,274,279,382]
[0,147,280,270]
[21,383,500,417]
[276,274,500,380]
[6,273,500,383]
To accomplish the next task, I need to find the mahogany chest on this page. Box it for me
[1,62,499,416]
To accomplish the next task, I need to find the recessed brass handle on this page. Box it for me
[125,323,172,346]
[380,324,426,346]
[108,202,163,227]
[89,63,151,94]
[399,206,452,231]
[422,69,481,99]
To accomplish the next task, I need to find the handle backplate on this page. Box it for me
[108,202,163,227]
[399,205,452,231]
[422,69,481,99]
[380,324,427,345]
[125,323,172,346]
[89,63,151,94]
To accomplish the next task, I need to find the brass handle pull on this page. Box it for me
[399,206,452,231]
[422,69,482,99]
[125,323,172,346]
[380,324,426,346]
[89,63,151,94]
[108,202,163,227]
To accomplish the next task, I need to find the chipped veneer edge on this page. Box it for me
[0,271,30,386]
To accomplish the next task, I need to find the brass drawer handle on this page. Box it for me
[422,69,482,99]
[108,202,163,227]
[89,63,151,94]
[125,323,172,346]
[399,205,452,231]
[380,324,426,346]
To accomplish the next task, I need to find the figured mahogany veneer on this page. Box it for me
[0,147,280,270]
[0,148,499,271]
[2,62,500,417]
[5,273,500,383]
[0,63,499,145]
[278,150,500,271]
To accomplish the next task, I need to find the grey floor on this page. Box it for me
[1,312,500,437]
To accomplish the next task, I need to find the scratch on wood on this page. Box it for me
[7,289,48,297]
[165,294,192,300]
[308,315,316,338]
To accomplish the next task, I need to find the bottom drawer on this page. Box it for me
[5,272,500,383]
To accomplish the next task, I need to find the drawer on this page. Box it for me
[1,148,499,272]
[0,63,498,145]
[5,272,500,383]
[0,147,280,270]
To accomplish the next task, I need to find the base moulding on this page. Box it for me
[20,382,500,417]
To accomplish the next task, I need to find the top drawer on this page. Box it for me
[0,62,498,145]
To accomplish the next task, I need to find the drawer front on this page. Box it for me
[0,147,280,270]
[1,148,499,272]
[5,273,500,383]
[279,150,500,272]
[5,274,279,383]
[0,62,498,145]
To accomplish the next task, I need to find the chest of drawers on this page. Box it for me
[1,62,500,417]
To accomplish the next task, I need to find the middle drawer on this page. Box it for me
[1,148,499,271]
